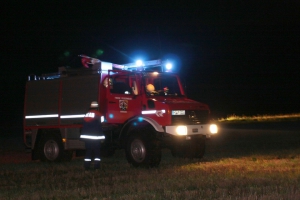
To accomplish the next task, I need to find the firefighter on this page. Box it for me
[80,101,105,171]
[146,83,158,95]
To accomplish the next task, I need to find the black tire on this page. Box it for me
[38,134,64,162]
[125,131,161,168]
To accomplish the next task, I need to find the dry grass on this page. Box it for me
[218,113,300,122]
[1,128,300,199]
[1,116,300,199]
[1,152,300,200]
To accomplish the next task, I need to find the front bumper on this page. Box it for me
[165,124,218,138]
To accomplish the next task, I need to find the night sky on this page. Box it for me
[2,1,300,127]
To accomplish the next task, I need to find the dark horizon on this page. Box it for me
[2,1,300,125]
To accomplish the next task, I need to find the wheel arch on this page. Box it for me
[119,116,164,147]
[35,128,62,144]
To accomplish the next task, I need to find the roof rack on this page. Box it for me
[28,63,114,81]
[27,56,169,81]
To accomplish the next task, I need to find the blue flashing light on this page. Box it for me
[166,63,172,70]
[109,114,114,119]
[122,58,178,72]
[135,60,144,67]
[138,117,143,122]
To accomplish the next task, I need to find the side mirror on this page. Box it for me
[132,81,138,95]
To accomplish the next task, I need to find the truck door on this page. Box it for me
[106,71,141,124]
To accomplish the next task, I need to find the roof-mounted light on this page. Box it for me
[165,62,172,71]
[166,63,172,70]
[121,59,175,72]
[135,60,144,67]
[123,59,162,71]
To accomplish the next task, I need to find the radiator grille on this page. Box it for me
[171,110,209,125]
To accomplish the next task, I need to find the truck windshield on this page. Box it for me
[144,73,184,96]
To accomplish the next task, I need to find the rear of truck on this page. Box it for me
[23,73,104,161]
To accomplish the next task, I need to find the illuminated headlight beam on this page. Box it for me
[176,126,187,135]
[209,124,218,134]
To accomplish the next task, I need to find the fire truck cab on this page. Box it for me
[24,56,217,167]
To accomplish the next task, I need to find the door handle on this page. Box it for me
[109,101,116,104]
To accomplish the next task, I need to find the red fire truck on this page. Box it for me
[24,55,218,167]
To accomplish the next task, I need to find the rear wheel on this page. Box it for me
[38,134,64,162]
[125,130,161,168]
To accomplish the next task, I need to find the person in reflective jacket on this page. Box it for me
[80,101,105,170]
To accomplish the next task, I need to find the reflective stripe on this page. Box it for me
[84,159,92,161]
[141,110,165,114]
[26,114,102,119]
[80,135,105,140]
[60,114,85,119]
[85,112,95,118]
[94,158,101,161]
[26,114,104,121]
[25,114,58,119]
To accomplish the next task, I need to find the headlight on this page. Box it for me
[209,124,218,134]
[176,126,187,135]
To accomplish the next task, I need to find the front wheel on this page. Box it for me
[125,133,161,168]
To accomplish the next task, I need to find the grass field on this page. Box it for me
[1,115,300,199]
[218,113,300,122]
[1,149,300,200]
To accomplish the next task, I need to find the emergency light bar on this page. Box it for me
[121,59,174,72]
[123,59,162,70]
[77,55,173,72]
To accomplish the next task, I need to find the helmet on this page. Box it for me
[146,84,155,93]
[90,101,99,108]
